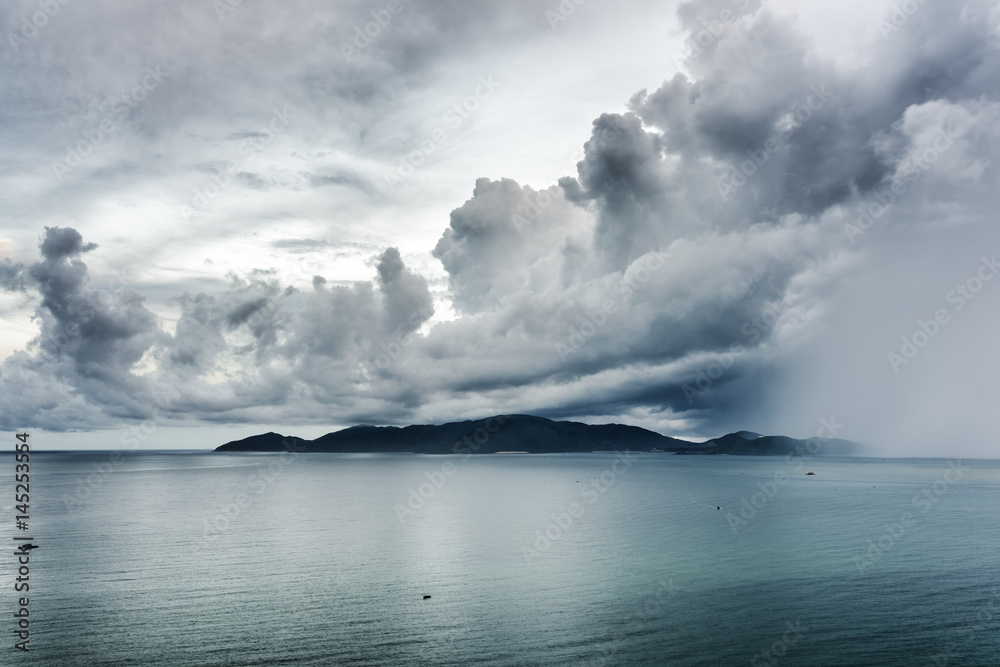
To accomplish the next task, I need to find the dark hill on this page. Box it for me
[215,415,867,456]
[217,414,695,454]
[687,431,863,456]
[217,432,308,452]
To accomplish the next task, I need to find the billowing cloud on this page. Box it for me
[433,178,592,313]
[1,0,998,455]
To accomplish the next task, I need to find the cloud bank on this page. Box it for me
[2,0,999,454]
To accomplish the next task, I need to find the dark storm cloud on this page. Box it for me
[421,0,1000,434]
[559,113,671,269]
[376,247,434,335]
[629,2,1000,221]
[37,227,97,260]
[163,247,434,417]
[169,292,228,369]
[26,228,164,380]
[167,270,290,374]
[0,227,167,429]
[2,0,998,447]
[0,227,438,428]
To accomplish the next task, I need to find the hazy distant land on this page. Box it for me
[215,414,865,456]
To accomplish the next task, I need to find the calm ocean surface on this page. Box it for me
[3,452,999,666]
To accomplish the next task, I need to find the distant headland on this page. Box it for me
[214,414,865,456]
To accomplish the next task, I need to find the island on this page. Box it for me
[214,414,866,456]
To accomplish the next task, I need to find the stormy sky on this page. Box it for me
[1,0,998,454]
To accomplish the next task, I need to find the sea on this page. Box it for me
[3,451,999,666]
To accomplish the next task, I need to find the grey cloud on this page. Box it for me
[37,227,97,260]
[236,172,268,190]
[169,292,227,369]
[0,258,26,291]
[628,3,1000,223]
[0,225,442,428]
[282,279,381,364]
[559,113,671,269]
[675,0,761,31]
[2,1,998,451]
[272,239,332,250]
[0,0,561,256]
[305,171,373,192]
[418,0,1000,437]
[26,227,163,379]
[226,297,272,328]
[376,247,434,335]
[270,238,376,254]
[170,270,290,371]
[0,227,167,429]
[433,177,592,314]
